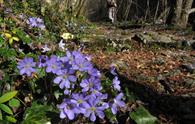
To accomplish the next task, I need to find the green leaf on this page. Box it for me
[9,98,20,108]
[6,116,17,123]
[130,105,157,124]
[0,91,18,104]
[14,29,31,44]
[22,102,52,124]
[0,110,2,120]
[0,35,4,47]
[36,68,46,78]
[0,104,13,115]
[105,109,117,123]
[0,47,17,59]
[125,87,136,102]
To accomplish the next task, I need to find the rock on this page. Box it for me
[131,31,195,49]
[111,60,129,71]
[181,40,191,48]
[181,63,195,73]
[152,57,165,66]
[132,31,176,45]
[132,33,152,44]
[159,80,174,94]
[184,78,195,87]
[190,40,195,49]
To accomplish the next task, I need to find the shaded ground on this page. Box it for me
[82,24,195,123]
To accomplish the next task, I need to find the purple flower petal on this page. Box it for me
[64,89,70,95]
[90,112,96,122]
[60,111,66,118]
[111,104,117,114]
[65,109,75,120]
[113,76,121,91]
[68,75,77,82]
[116,93,124,100]
[116,100,126,107]
[96,110,105,119]
[54,77,62,84]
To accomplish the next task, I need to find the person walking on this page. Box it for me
[107,0,117,23]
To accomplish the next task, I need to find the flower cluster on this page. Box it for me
[17,50,126,122]
[26,17,45,30]
[110,65,126,114]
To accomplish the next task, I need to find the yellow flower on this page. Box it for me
[61,33,74,40]
[0,0,3,4]
[9,37,19,45]
[3,32,19,45]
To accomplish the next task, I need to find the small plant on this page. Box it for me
[17,50,126,123]
[0,91,20,123]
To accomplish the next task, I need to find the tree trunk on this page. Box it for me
[173,0,183,23]
[161,0,168,22]
[174,0,194,28]
[179,0,193,28]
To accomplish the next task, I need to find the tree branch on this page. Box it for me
[188,8,195,14]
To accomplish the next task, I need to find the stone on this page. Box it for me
[181,63,195,73]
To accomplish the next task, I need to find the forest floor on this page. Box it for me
[81,23,195,124]
[3,2,195,123]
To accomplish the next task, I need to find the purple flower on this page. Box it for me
[60,50,94,73]
[58,99,77,120]
[83,96,108,122]
[17,57,36,76]
[69,93,89,114]
[26,17,45,29]
[80,77,102,92]
[88,68,101,78]
[70,93,87,106]
[38,24,45,30]
[37,55,48,67]
[53,69,77,89]
[87,93,108,102]
[112,76,121,91]
[110,65,117,76]
[85,55,92,61]
[58,40,65,50]
[36,17,43,23]
[27,17,38,27]
[72,52,93,72]
[60,50,74,64]
[111,93,126,114]
[46,55,61,74]
[90,89,103,97]
[41,44,51,53]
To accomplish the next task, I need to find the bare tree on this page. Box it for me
[173,0,194,28]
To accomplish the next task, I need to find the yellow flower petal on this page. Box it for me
[4,33,12,39]
[9,38,13,45]
[12,37,19,42]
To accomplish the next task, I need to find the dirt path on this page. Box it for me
[82,24,195,123]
